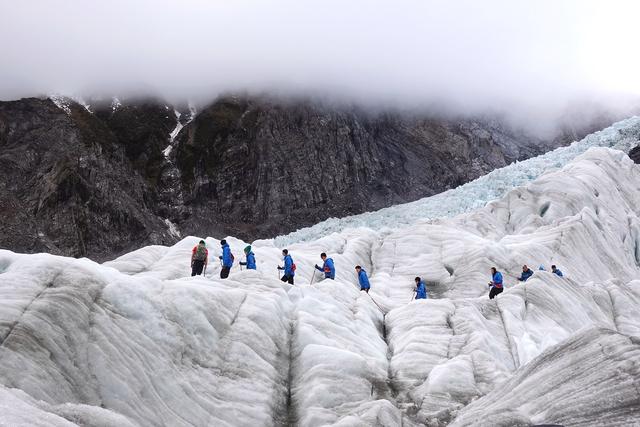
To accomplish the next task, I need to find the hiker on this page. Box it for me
[277,249,295,285]
[239,245,256,270]
[551,265,564,277]
[191,240,208,276]
[488,267,504,299]
[315,253,336,280]
[355,265,370,292]
[218,240,234,279]
[414,277,427,300]
[517,265,533,282]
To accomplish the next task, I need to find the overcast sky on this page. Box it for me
[1,0,639,124]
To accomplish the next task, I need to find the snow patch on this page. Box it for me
[49,95,71,115]
[111,97,122,112]
[164,218,180,238]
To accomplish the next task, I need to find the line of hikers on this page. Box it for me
[191,240,254,278]
[488,263,564,299]
[189,240,429,299]
[191,241,562,301]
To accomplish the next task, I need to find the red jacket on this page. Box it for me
[191,246,209,262]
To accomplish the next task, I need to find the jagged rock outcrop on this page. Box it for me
[0,95,631,258]
[0,98,176,259]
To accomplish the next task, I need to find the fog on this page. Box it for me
[1,0,639,131]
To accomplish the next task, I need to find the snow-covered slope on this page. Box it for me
[1,141,640,424]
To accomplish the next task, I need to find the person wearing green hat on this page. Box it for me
[239,245,256,270]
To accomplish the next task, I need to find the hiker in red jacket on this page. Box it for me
[191,240,208,276]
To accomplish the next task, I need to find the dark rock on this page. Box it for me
[0,98,175,260]
[93,100,176,185]
[629,145,640,163]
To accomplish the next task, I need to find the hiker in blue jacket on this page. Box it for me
[517,265,533,282]
[315,253,336,280]
[414,277,427,300]
[277,249,295,285]
[218,240,234,279]
[551,265,564,277]
[488,267,503,299]
[355,265,370,292]
[239,245,256,270]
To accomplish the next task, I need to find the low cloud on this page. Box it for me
[1,0,639,132]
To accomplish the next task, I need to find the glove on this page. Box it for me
[315,264,319,269]
[277,266,283,270]
[239,261,246,266]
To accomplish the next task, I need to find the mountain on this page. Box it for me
[0,95,634,259]
[0,98,178,259]
[168,96,620,239]
[0,136,639,425]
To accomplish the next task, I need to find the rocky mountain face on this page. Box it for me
[168,96,617,239]
[0,98,178,260]
[0,95,630,259]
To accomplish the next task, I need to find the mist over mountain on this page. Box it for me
[1,0,639,136]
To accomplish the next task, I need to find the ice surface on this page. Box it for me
[1,121,640,426]
[449,327,640,427]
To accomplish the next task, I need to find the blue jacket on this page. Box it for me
[358,269,370,289]
[415,281,427,299]
[518,269,533,282]
[245,252,256,269]
[316,258,336,279]
[553,269,563,277]
[283,254,295,276]
[220,244,233,268]
[492,272,503,288]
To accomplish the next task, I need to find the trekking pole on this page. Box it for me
[310,269,316,286]
[410,290,416,302]
[367,293,385,314]
[203,264,207,277]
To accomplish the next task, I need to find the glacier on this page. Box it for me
[0,120,640,426]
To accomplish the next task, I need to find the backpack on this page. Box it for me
[195,246,207,261]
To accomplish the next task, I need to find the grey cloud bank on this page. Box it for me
[1,0,639,129]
